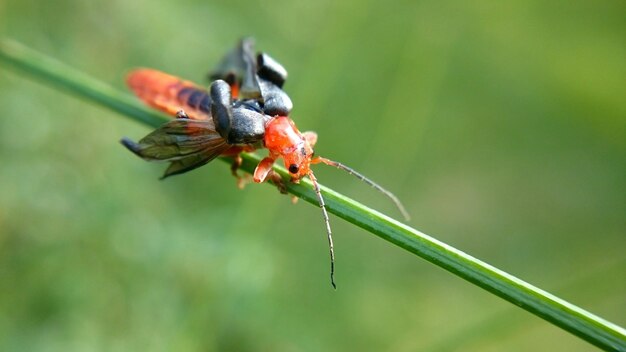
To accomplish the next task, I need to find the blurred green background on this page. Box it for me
[0,0,624,351]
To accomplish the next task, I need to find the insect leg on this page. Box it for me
[257,52,288,88]
[227,153,252,189]
[209,80,233,140]
[253,157,276,183]
[230,154,243,177]
[258,78,293,117]
[253,156,287,194]
[302,131,318,147]
[211,80,266,145]
[208,38,261,100]
[175,109,189,119]
[230,154,245,188]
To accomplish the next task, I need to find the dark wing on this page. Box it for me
[127,69,212,121]
[121,118,230,178]
[209,37,261,100]
[209,38,293,116]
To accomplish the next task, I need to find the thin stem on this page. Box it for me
[1,38,624,351]
[0,39,169,129]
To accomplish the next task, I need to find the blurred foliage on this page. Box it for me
[0,0,624,351]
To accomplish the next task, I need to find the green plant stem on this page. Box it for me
[1,39,624,351]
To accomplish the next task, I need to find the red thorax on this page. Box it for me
[264,116,314,179]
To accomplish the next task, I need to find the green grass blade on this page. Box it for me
[0,39,169,129]
[1,39,624,351]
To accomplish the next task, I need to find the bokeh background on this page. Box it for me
[0,1,624,351]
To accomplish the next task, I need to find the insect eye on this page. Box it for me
[289,164,299,174]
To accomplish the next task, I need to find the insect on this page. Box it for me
[121,38,409,288]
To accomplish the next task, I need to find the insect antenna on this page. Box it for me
[312,157,410,221]
[307,170,336,289]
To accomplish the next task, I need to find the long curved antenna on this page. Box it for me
[307,170,336,289]
[312,157,410,221]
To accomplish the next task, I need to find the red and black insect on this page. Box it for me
[121,38,409,288]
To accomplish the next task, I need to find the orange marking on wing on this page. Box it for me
[127,69,210,121]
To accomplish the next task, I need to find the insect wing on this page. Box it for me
[161,151,222,178]
[121,119,230,178]
[127,69,212,121]
[209,37,261,100]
